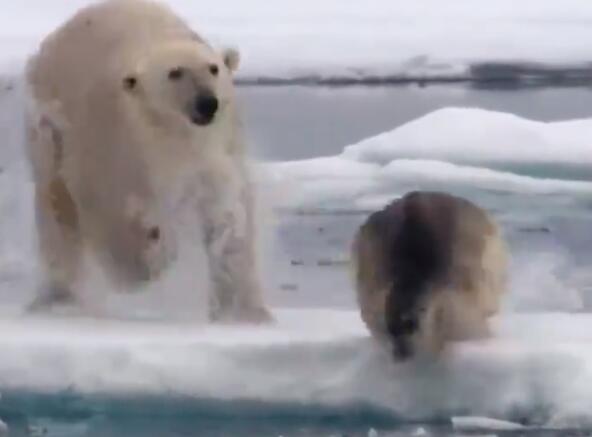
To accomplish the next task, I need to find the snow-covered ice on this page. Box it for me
[4,1,592,83]
[267,107,592,211]
[342,108,592,166]
[1,311,592,427]
[451,416,525,432]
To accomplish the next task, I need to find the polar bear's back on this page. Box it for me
[27,0,201,115]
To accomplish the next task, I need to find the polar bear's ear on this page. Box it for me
[122,75,139,92]
[223,47,240,72]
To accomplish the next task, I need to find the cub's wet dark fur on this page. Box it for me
[352,191,507,360]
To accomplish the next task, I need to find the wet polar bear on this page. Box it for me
[352,191,507,360]
[25,0,271,322]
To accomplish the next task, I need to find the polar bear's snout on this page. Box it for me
[190,93,219,126]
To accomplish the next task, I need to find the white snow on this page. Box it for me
[270,157,592,210]
[268,108,592,210]
[451,416,525,431]
[0,418,7,437]
[342,108,592,166]
[4,1,592,81]
[1,310,592,427]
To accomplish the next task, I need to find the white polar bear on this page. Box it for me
[24,0,272,323]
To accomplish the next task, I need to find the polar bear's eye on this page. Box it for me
[168,67,184,80]
[147,226,161,242]
[209,64,219,76]
[123,76,137,90]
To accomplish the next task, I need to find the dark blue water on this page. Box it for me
[3,393,591,437]
[0,393,410,437]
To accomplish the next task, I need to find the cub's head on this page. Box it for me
[386,291,452,361]
[121,41,240,127]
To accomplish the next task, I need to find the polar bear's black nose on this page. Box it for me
[195,95,219,119]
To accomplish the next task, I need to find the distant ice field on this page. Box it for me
[4,0,592,84]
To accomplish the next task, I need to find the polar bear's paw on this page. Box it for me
[26,285,76,314]
[209,302,274,325]
[235,304,275,325]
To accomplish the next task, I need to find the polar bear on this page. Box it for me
[24,0,271,323]
[351,191,507,360]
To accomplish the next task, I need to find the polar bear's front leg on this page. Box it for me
[25,110,83,311]
[197,159,272,324]
[28,179,83,311]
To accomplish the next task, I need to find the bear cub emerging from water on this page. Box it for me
[352,191,507,360]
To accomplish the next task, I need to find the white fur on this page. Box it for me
[24,0,271,323]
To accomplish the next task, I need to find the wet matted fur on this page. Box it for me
[352,191,508,360]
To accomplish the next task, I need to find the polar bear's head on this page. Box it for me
[122,41,240,128]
